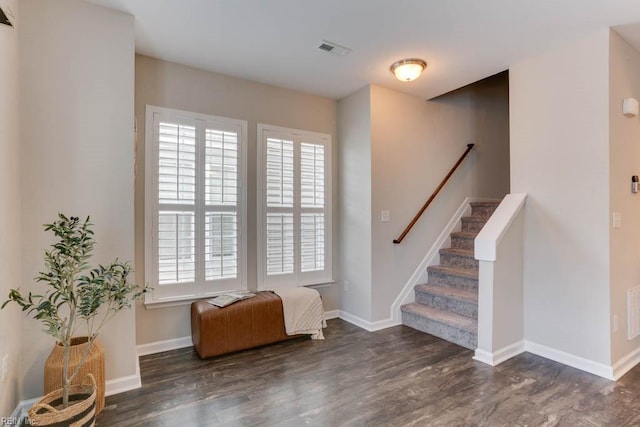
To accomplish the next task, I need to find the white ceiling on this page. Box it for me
[87,0,640,100]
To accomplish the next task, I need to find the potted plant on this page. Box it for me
[2,214,147,426]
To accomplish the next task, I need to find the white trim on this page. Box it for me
[10,400,22,419]
[106,358,141,396]
[611,346,640,380]
[338,311,400,332]
[305,280,336,290]
[473,340,525,366]
[390,197,480,323]
[475,193,527,262]
[136,336,193,357]
[524,340,614,380]
[324,309,340,320]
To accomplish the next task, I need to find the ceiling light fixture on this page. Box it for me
[390,58,427,82]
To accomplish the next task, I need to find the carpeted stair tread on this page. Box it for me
[461,215,488,222]
[450,231,478,239]
[401,303,477,333]
[440,247,474,257]
[469,200,501,207]
[415,283,478,304]
[427,265,478,280]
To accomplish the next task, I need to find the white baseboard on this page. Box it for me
[611,346,640,380]
[105,357,141,396]
[136,335,193,357]
[338,310,400,332]
[11,396,40,420]
[473,340,525,366]
[524,340,614,380]
[324,309,340,320]
[390,197,475,323]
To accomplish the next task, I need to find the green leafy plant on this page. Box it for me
[2,214,148,407]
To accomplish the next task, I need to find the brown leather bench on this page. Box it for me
[191,291,302,359]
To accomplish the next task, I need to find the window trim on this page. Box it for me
[256,123,333,290]
[145,105,248,306]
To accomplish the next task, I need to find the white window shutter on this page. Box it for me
[258,125,332,289]
[158,122,196,204]
[146,106,247,305]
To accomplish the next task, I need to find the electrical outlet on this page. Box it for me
[613,314,619,333]
[1,354,8,382]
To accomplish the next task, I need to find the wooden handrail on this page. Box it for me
[393,143,475,244]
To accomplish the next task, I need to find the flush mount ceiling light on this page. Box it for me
[390,58,427,82]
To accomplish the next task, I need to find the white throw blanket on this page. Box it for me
[271,287,327,340]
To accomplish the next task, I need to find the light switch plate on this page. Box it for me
[381,210,390,223]
[613,212,622,228]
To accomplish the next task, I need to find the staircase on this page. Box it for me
[400,200,501,350]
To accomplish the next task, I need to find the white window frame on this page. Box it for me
[257,123,333,289]
[145,105,247,307]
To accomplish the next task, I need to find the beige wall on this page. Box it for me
[337,86,373,320]
[609,30,640,364]
[135,55,339,345]
[19,0,136,399]
[369,76,510,321]
[0,0,21,416]
[510,29,612,365]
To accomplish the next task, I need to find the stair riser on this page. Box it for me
[470,206,498,218]
[427,269,478,290]
[415,291,478,319]
[451,236,474,250]
[461,218,486,233]
[440,252,479,270]
[401,310,477,350]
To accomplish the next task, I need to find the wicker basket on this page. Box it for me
[44,337,105,414]
[28,373,97,427]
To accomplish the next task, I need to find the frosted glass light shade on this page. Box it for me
[390,58,427,82]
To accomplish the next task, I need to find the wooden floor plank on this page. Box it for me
[97,319,640,426]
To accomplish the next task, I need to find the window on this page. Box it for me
[145,106,247,305]
[257,124,332,288]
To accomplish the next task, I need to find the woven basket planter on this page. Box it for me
[44,337,105,414]
[28,373,97,427]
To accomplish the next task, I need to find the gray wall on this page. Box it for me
[135,55,339,345]
[0,0,21,416]
[18,0,136,399]
[609,29,640,364]
[510,29,611,365]
[337,87,373,320]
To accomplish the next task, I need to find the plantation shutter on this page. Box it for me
[258,125,332,289]
[265,136,295,284]
[204,128,239,281]
[157,122,197,285]
[300,142,325,273]
[146,106,247,305]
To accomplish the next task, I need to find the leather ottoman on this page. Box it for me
[191,291,301,358]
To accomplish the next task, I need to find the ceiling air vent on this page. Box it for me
[317,40,351,57]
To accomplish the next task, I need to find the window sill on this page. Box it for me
[144,281,335,309]
[144,295,206,310]
[304,281,336,289]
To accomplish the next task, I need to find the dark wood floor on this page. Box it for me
[97,319,640,426]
